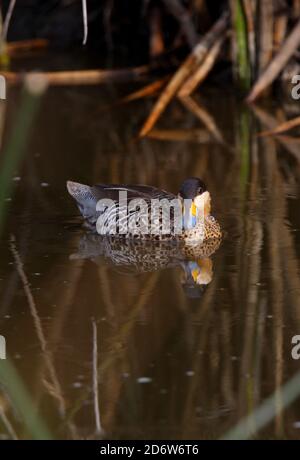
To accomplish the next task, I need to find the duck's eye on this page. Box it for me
[197,187,204,195]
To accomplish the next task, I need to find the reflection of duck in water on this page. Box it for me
[71,234,219,297]
[66,177,222,243]
[67,178,222,297]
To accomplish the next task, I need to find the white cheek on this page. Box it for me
[194,192,211,216]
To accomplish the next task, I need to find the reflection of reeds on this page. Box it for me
[224,101,300,439]
[64,272,159,432]
[179,95,225,144]
[92,319,103,435]
[263,134,284,436]
[9,235,67,419]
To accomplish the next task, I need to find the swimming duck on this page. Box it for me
[66,177,222,244]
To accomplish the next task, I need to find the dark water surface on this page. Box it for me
[0,60,300,439]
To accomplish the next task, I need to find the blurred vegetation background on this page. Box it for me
[1,1,300,126]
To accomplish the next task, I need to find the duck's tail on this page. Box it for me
[66,181,98,226]
[67,180,91,200]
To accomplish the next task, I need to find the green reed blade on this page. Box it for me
[222,370,300,439]
[0,357,52,439]
[0,82,44,236]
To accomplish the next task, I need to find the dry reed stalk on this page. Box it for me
[258,115,300,137]
[6,39,49,55]
[178,33,226,97]
[293,0,300,17]
[273,4,288,52]
[1,65,150,85]
[98,77,169,114]
[149,7,164,57]
[229,0,237,79]
[146,127,211,142]
[179,95,225,143]
[162,0,198,47]
[140,11,229,136]
[247,18,300,102]
[252,105,300,161]
[258,0,274,74]
[122,77,169,102]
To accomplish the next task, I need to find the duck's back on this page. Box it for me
[67,181,176,230]
[91,183,175,201]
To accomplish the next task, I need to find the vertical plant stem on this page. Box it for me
[230,0,251,91]
[258,0,274,74]
[247,18,300,102]
[243,0,257,79]
[273,1,287,52]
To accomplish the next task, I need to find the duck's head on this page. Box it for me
[178,177,211,229]
[179,177,207,200]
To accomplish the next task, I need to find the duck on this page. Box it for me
[66,177,222,244]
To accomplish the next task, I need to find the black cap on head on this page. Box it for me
[178,177,207,200]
